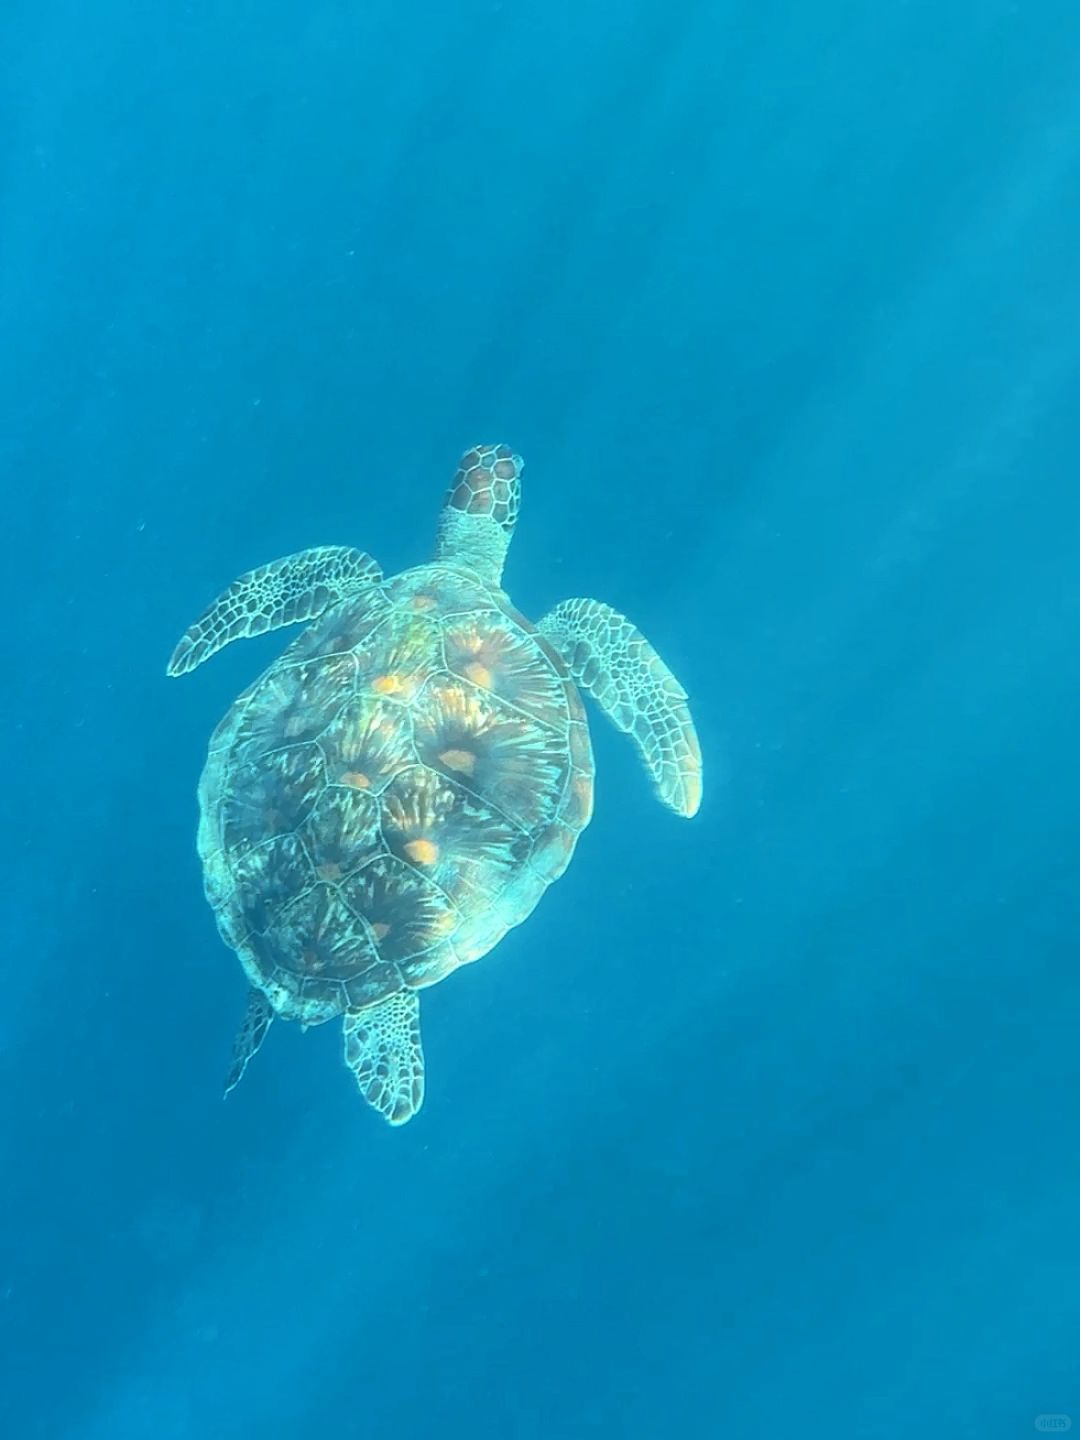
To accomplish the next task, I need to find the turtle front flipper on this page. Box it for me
[433,445,522,586]
[167,545,382,676]
[539,598,703,818]
[224,987,274,1097]
[343,990,424,1126]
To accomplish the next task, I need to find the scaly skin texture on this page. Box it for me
[224,988,274,1097]
[433,444,522,586]
[538,598,703,818]
[343,989,424,1125]
[167,545,382,676]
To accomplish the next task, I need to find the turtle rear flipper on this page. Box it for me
[224,988,274,1097]
[344,991,424,1126]
[167,545,382,676]
[539,598,702,818]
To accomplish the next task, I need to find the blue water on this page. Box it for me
[3,2,1080,1436]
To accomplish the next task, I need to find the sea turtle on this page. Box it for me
[168,444,702,1125]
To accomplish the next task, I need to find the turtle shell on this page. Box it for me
[196,564,594,1024]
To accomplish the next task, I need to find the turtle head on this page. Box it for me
[433,444,524,587]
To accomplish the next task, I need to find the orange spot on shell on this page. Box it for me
[439,746,476,775]
[373,674,404,695]
[404,837,439,866]
[464,661,493,689]
[371,921,391,941]
[340,770,371,789]
[411,594,436,610]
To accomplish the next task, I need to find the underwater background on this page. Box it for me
[3,1,1080,1436]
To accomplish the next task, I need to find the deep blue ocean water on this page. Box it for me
[3,2,1080,1436]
